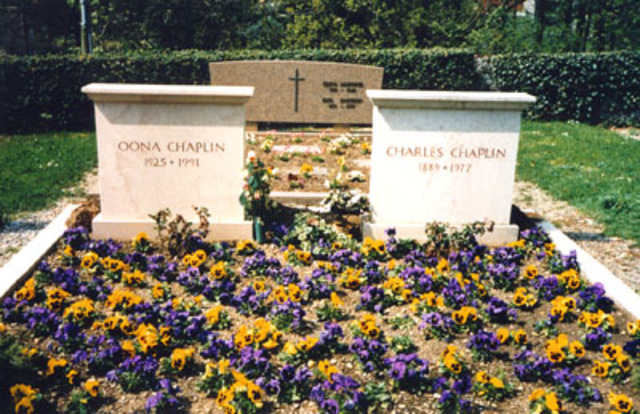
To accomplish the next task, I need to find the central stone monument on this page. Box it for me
[209,60,383,126]
[363,90,536,245]
[82,83,254,241]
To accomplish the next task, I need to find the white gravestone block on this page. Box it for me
[82,83,255,241]
[364,90,536,245]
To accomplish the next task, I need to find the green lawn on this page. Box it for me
[518,121,640,244]
[0,132,97,219]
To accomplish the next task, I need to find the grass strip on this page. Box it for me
[518,121,639,245]
[0,132,96,218]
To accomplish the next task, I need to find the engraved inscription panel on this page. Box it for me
[210,61,383,124]
[94,102,246,222]
[369,109,522,225]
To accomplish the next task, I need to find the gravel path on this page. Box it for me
[1,175,638,292]
[514,181,640,291]
[0,171,97,268]
[0,201,69,267]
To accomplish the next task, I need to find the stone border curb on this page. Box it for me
[270,191,328,205]
[0,204,78,300]
[539,220,640,319]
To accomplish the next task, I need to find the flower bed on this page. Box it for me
[246,131,371,193]
[1,216,639,413]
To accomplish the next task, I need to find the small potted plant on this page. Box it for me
[240,151,274,243]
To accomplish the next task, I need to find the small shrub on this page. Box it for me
[149,207,210,258]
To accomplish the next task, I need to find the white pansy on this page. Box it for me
[346,170,365,182]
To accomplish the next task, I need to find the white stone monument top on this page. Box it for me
[82,83,254,105]
[366,90,536,111]
[364,89,536,245]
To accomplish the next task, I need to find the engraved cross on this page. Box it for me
[288,68,305,112]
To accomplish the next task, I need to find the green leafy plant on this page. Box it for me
[0,49,478,134]
[0,334,40,410]
[322,189,370,215]
[4,51,640,135]
[118,372,151,393]
[239,153,273,226]
[280,212,353,251]
[316,301,346,322]
[390,335,417,354]
[472,371,515,402]
[363,382,393,411]
[487,52,640,126]
[65,387,103,414]
[386,316,417,331]
[424,221,489,258]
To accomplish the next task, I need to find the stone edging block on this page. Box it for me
[539,220,640,319]
[269,191,328,205]
[0,205,78,300]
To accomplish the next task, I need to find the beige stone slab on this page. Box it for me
[82,83,254,104]
[363,222,519,246]
[93,101,247,222]
[369,108,521,225]
[210,61,383,124]
[272,145,322,155]
[92,214,253,242]
[269,191,328,206]
[367,89,535,233]
[366,90,536,111]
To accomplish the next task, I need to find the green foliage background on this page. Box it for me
[7,0,639,54]
[486,52,640,125]
[0,49,478,133]
[2,49,639,134]
[3,0,638,133]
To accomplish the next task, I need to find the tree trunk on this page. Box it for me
[592,0,607,51]
[574,0,588,51]
[72,0,80,47]
[535,0,547,47]
[561,0,574,52]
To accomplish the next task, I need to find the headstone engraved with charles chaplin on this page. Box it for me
[209,60,384,125]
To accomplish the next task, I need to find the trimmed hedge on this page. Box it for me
[1,50,639,134]
[486,52,640,125]
[0,49,478,133]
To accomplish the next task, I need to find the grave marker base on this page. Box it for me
[362,222,519,246]
[92,214,252,242]
[332,124,351,132]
